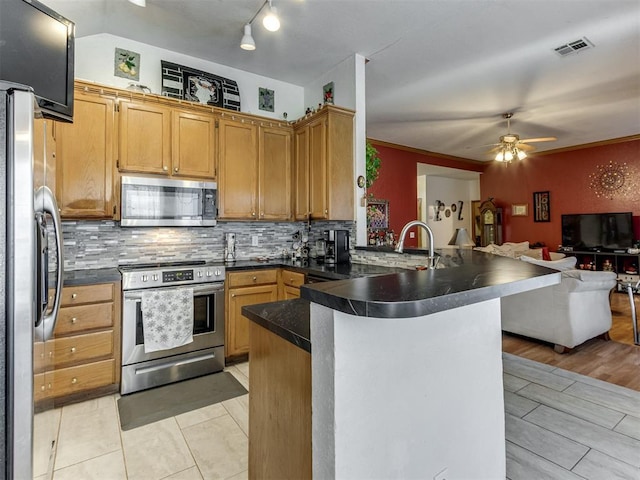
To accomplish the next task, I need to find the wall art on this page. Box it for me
[160,61,241,111]
[114,48,140,81]
[589,161,634,199]
[367,199,389,230]
[533,191,550,222]
[323,81,334,104]
[258,87,275,112]
[512,204,528,217]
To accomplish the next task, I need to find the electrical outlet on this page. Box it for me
[409,232,415,238]
[433,467,448,480]
[252,235,259,246]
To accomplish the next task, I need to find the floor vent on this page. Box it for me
[554,37,594,57]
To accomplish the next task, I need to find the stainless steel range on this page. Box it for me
[120,261,225,395]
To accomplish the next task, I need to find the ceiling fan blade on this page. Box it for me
[515,143,536,152]
[519,136,558,143]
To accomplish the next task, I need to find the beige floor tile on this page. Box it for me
[182,414,248,480]
[162,466,204,480]
[225,470,248,480]
[33,407,61,477]
[222,394,248,436]
[53,450,126,480]
[122,417,195,480]
[234,362,249,379]
[54,397,121,470]
[175,402,227,430]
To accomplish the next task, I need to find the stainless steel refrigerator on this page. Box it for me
[1,83,64,479]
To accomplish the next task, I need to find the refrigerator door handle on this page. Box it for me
[34,186,64,342]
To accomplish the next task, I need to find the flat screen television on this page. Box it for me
[0,0,75,122]
[561,212,635,251]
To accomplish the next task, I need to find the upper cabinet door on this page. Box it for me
[119,101,171,175]
[56,93,115,218]
[294,126,309,220]
[308,117,328,219]
[218,117,258,219]
[172,110,216,179]
[259,126,292,221]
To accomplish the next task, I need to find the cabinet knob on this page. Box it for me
[71,317,77,324]
[71,293,77,299]
[252,276,257,282]
[70,347,76,353]
[231,293,236,298]
[71,378,77,384]
[40,385,46,392]
[251,212,256,217]
[260,212,264,218]
[324,209,328,215]
[174,167,179,172]
[163,166,168,171]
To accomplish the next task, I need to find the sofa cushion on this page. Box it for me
[519,255,577,271]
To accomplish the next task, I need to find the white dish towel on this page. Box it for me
[140,287,194,353]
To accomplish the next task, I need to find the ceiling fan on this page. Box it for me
[489,113,557,163]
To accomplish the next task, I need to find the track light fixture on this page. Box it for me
[240,23,256,51]
[240,0,281,51]
[263,0,280,32]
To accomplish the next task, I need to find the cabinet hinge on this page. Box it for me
[116,160,119,169]
[115,104,119,113]
[113,205,117,216]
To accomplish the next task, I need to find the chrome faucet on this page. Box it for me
[395,220,438,268]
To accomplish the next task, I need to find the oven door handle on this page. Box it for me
[124,283,224,301]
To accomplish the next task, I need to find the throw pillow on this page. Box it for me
[520,255,577,271]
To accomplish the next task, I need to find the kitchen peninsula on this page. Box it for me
[243,250,561,479]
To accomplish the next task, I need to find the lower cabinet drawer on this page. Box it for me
[52,359,116,398]
[53,330,114,368]
[55,302,114,336]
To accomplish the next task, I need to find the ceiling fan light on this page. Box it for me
[504,150,514,162]
[517,149,527,160]
[263,2,280,31]
[240,23,256,50]
[495,151,505,162]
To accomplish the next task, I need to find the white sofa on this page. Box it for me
[500,254,617,352]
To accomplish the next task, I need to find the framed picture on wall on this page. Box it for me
[512,204,528,217]
[533,191,550,222]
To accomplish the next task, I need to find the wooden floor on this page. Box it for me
[502,291,640,392]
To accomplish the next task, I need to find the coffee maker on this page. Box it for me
[324,229,350,265]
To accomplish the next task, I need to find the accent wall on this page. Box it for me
[480,138,640,249]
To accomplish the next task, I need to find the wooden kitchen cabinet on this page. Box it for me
[258,125,292,220]
[226,269,278,358]
[171,109,217,179]
[293,105,355,220]
[55,93,116,218]
[218,117,293,220]
[278,269,305,300]
[218,116,259,219]
[118,100,172,175]
[35,282,121,407]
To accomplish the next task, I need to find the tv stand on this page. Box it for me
[560,249,639,290]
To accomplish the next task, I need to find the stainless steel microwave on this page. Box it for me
[120,176,217,227]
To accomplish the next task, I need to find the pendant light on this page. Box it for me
[263,0,280,32]
[240,23,256,51]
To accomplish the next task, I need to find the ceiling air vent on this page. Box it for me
[554,37,594,57]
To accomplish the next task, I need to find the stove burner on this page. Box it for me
[119,260,206,271]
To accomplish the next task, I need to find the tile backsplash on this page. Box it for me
[55,220,355,271]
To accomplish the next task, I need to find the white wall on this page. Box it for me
[303,54,367,245]
[311,300,506,479]
[425,176,480,248]
[74,33,305,120]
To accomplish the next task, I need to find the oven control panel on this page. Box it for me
[121,264,226,290]
[163,269,194,283]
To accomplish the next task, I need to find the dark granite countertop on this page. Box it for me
[244,250,561,352]
[224,258,407,279]
[50,268,122,288]
[300,250,560,318]
[242,298,311,352]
